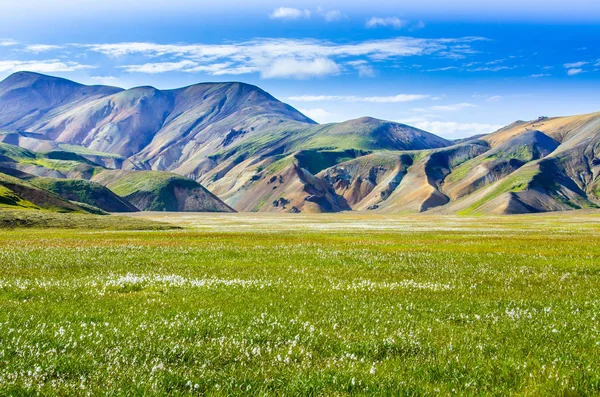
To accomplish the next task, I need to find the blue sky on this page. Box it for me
[1,0,599,138]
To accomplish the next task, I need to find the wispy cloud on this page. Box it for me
[427,66,458,72]
[269,7,311,20]
[120,61,257,75]
[84,37,485,79]
[89,76,118,84]
[563,61,588,68]
[317,7,346,22]
[530,73,551,78]
[563,61,588,76]
[0,59,94,74]
[403,120,503,138]
[366,17,408,29]
[467,66,514,72]
[297,108,336,123]
[261,58,340,79]
[24,44,62,53]
[86,37,484,59]
[269,7,344,22]
[486,95,503,102]
[413,102,477,112]
[288,94,430,103]
[567,68,584,76]
[0,39,18,47]
[472,94,504,102]
[347,60,375,77]
[472,93,531,102]
[121,60,198,74]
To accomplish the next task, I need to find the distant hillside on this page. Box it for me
[92,170,236,212]
[0,72,122,131]
[0,171,103,214]
[0,72,598,215]
[32,178,139,213]
[0,142,235,214]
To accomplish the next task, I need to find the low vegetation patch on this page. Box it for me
[0,209,176,229]
[0,212,599,395]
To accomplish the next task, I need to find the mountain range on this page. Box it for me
[0,71,598,215]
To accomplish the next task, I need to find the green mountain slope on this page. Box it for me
[0,142,235,213]
[92,170,236,212]
[0,172,102,214]
[32,178,139,213]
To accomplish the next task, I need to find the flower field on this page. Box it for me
[1,212,599,395]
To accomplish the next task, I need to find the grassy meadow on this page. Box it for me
[0,211,599,395]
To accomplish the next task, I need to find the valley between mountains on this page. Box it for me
[0,71,598,215]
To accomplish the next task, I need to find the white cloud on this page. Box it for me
[563,61,588,76]
[563,61,588,68]
[567,68,584,76]
[317,8,345,22]
[86,37,483,60]
[88,76,120,85]
[120,60,197,74]
[212,66,258,75]
[467,66,513,72]
[261,58,340,79]
[414,102,476,112]
[486,95,503,102]
[530,73,550,78]
[347,60,375,77]
[407,121,503,139]
[297,108,336,123]
[0,39,18,47]
[186,62,236,73]
[24,44,62,53]
[118,60,259,75]
[83,37,484,79]
[427,66,458,72]
[288,94,430,103]
[0,59,94,73]
[269,7,310,20]
[412,21,426,30]
[366,17,408,29]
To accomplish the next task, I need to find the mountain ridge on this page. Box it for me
[0,72,598,215]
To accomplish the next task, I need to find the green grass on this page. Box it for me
[458,167,539,215]
[19,158,96,173]
[0,143,102,176]
[33,178,109,202]
[0,142,36,160]
[57,144,124,159]
[0,185,39,209]
[0,209,176,229]
[98,171,217,212]
[0,172,89,214]
[1,211,600,395]
[104,171,196,197]
[489,145,534,162]
[446,156,493,183]
[264,155,296,175]
[294,149,368,174]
